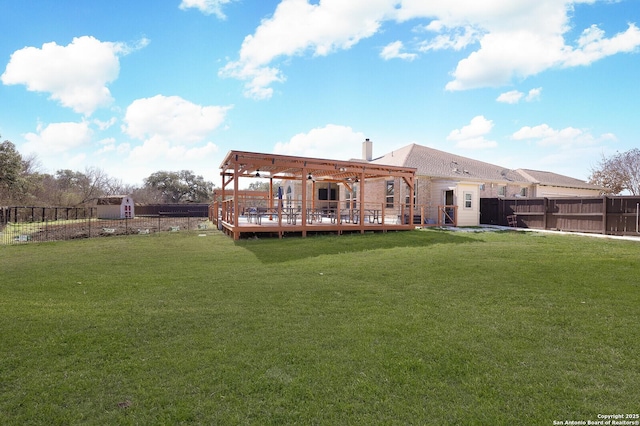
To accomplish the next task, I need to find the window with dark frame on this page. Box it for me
[386,180,395,208]
[464,192,472,209]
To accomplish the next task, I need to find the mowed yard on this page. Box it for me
[1,228,639,425]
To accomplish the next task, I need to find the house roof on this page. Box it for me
[369,143,601,190]
[370,144,527,183]
[515,169,599,190]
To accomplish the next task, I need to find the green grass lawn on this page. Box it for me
[1,229,639,425]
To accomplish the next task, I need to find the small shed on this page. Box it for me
[97,196,134,219]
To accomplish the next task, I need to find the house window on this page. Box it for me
[498,186,506,197]
[520,187,528,197]
[386,180,395,208]
[464,192,473,209]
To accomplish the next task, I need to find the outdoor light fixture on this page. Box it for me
[307,173,313,180]
[255,169,261,178]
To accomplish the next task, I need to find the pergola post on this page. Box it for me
[408,176,415,226]
[301,167,308,237]
[359,169,365,233]
[233,163,240,240]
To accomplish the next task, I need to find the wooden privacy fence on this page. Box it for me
[480,196,640,236]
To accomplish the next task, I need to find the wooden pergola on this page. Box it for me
[212,150,418,239]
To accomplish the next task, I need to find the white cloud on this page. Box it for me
[122,95,231,142]
[179,0,236,19]
[447,115,493,140]
[95,137,116,155]
[445,30,566,91]
[127,138,219,163]
[113,95,229,183]
[22,121,92,156]
[562,23,640,67]
[380,41,417,61]
[496,90,524,104]
[94,117,117,131]
[220,0,395,99]
[497,87,542,103]
[511,123,614,149]
[446,115,497,149]
[526,87,542,101]
[221,1,640,96]
[1,36,148,116]
[112,138,220,185]
[417,23,481,52]
[274,124,366,160]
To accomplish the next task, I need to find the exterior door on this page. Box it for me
[443,190,454,224]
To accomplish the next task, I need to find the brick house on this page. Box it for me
[354,140,602,226]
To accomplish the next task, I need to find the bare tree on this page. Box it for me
[589,149,640,195]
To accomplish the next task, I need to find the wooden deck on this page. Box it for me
[213,149,456,240]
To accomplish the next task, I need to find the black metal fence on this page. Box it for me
[1,206,212,245]
[480,196,640,236]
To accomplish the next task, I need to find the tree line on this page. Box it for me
[0,139,215,206]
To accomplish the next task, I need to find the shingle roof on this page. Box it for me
[370,144,527,183]
[369,143,601,190]
[515,169,599,190]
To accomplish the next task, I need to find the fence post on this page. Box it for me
[602,196,608,235]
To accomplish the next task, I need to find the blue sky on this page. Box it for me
[1,0,639,186]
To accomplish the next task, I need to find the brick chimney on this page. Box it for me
[362,138,372,161]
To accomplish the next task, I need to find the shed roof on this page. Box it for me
[97,195,131,205]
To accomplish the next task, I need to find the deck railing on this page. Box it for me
[212,195,458,238]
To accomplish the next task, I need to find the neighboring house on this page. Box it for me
[511,169,603,197]
[96,196,134,219]
[360,141,602,226]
